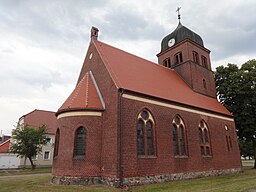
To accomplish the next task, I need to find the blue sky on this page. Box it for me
[0,0,256,134]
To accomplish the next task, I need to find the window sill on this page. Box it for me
[138,155,157,159]
[201,155,212,158]
[73,155,85,160]
[174,155,188,159]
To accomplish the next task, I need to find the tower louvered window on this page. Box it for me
[172,115,187,157]
[198,120,211,156]
[201,55,208,68]
[137,110,155,156]
[74,127,86,157]
[175,52,183,65]
[193,51,199,64]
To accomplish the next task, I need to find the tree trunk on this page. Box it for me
[28,156,36,169]
[254,142,256,169]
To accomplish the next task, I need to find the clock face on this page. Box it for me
[168,38,175,47]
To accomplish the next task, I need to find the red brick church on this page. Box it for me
[52,18,242,186]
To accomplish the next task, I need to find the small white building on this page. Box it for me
[0,139,20,169]
[0,153,20,169]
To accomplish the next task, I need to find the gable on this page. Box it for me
[93,40,231,116]
[23,110,57,134]
[0,139,10,153]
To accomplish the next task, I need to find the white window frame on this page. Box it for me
[44,151,51,160]
[46,138,52,144]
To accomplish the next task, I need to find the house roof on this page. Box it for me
[58,71,104,112]
[93,40,231,116]
[23,109,57,134]
[0,139,10,153]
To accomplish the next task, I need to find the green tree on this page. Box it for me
[10,123,47,169]
[239,139,254,160]
[215,59,256,168]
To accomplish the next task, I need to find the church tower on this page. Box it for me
[157,10,216,98]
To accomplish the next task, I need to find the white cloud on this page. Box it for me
[0,0,256,135]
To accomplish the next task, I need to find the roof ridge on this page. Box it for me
[58,70,104,112]
[69,73,87,108]
[93,40,121,88]
[22,109,56,118]
[89,71,105,109]
[85,72,89,107]
[0,138,10,147]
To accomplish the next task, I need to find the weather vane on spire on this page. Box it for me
[176,7,181,21]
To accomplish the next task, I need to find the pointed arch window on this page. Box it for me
[172,115,187,157]
[137,109,155,156]
[53,128,60,158]
[203,79,207,89]
[74,126,86,158]
[225,125,232,152]
[198,120,211,156]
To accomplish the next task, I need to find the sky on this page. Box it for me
[0,0,256,135]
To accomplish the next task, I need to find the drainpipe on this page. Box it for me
[118,88,125,187]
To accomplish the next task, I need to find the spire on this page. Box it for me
[176,7,181,23]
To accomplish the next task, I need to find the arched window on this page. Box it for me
[163,58,171,68]
[53,128,60,158]
[203,79,206,89]
[74,126,86,157]
[175,52,183,65]
[137,109,155,156]
[201,55,208,68]
[198,120,211,156]
[193,51,199,64]
[172,115,187,156]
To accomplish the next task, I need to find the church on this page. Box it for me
[52,16,242,186]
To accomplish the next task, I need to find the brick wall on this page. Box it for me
[121,96,241,178]
[53,41,120,178]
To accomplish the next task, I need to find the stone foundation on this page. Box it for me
[122,168,242,186]
[52,168,242,187]
[51,176,120,187]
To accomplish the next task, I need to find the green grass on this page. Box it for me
[130,167,256,192]
[0,175,119,192]
[0,163,255,192]
[0,167,52,176]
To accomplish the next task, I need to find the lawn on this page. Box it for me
[0,167,52,176]
[0,161,255,192]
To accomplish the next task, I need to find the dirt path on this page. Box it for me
[0,173,51,178]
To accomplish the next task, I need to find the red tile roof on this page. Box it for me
[93,40,231,116]
[0,139,10,153]
[59,71,104,111]
[23,110,57,134]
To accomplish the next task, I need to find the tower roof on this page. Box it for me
[161,22,204,52]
